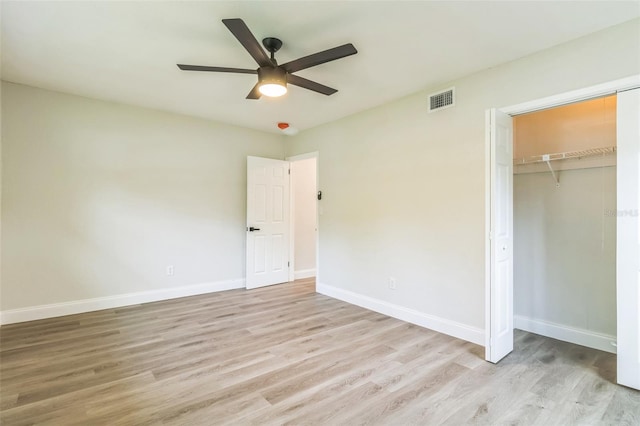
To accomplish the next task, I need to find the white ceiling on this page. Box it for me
[2,1,638,134]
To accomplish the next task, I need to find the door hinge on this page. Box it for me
[288,168,290,175]
[288,261,290,267]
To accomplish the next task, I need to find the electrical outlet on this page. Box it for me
[166,265,174,276]
[389,277,397,290]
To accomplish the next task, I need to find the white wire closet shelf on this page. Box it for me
[514,146,616,165]
[514,146,616,188]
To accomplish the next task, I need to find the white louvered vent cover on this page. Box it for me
[428,87,455,112]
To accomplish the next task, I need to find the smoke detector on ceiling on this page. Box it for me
[428,87,455,112]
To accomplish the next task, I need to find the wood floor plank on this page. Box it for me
[241,357,404,425]
[0,372,157,426]
[600,385,640,426]
[1,279,638,425]
[341,361,471,425]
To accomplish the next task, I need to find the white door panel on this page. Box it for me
[617,88,640,390]
[246,156,290,289]
[487,108,514,363]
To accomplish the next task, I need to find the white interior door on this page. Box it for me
[617,88,640,390]
[486,108,514,363]
[246,156,290,289]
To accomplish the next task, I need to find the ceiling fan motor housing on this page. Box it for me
[258,66,287,86]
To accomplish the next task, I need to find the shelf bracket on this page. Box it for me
[543,154,560,188]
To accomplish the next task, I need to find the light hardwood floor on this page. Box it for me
[1,279,638,425]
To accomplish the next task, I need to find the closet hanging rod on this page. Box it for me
[514,146,616,165]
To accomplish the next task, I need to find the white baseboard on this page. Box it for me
[514,315,616,354]
[294,269,316,280]
[317,282,484,346]
[0,279,245,325]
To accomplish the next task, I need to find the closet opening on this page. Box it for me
[512,95,617,364]
[288,152,319,288]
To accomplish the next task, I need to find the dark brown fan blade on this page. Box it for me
[281,44,357,74]
[246,82,262,100]
[222,18,272,68]
[287,74,337,96]
[177,64,257,74]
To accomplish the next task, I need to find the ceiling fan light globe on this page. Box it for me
[259,83,287,97]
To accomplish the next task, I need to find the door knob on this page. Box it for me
[249,227,261,232]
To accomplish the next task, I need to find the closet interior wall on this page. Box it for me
[513,96,617,353]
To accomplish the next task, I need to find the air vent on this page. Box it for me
[428,87,455,112]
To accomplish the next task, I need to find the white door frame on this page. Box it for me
[286,151,320,283]
[485,75,640,362]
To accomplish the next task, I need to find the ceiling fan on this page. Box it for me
[177,18,358,100]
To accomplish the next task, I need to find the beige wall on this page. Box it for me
[285,19,640,334]
[514,95,617,159]
[0,81,3,311]
[292,157,317,275]
[514,167,616,336]
[1,82,284,311]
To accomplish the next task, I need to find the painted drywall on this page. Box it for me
[0,80,3,311]
[1,82,284,311]
[514,95,616,159]
[285,19,639,339]
[292,157,317,276]
[514,167,616,337]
